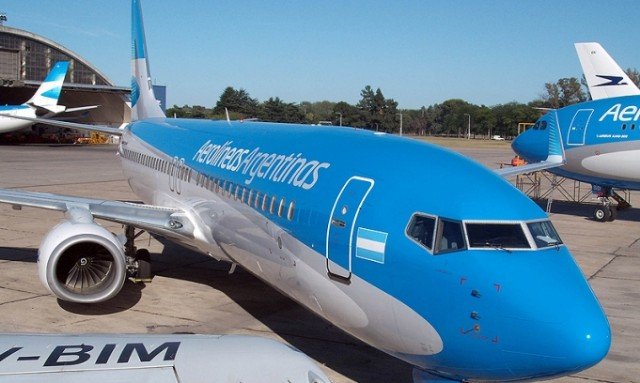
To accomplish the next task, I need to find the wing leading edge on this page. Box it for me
[0,188,193,240]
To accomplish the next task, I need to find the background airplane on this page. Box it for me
[576,42,640,100]
[0,1,610,382]
[0,61,98,134]
[513,42,640,222]
[0,333,329,382]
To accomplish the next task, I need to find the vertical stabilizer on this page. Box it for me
[131,0,165,121]
[26,61,69,107]
[575,42,640,100]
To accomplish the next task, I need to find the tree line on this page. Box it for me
[167,68,640,138]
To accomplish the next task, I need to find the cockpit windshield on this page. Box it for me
[466,223,530,249]
[407,214,563,254]
[527,220,562,248]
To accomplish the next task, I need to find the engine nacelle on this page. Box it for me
[38,220,127,303]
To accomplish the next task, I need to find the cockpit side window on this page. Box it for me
[466,223,530,249]
[406,214,436,251]
[527,220,562,248]
[435,219,465,254]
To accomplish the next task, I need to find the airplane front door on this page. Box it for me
[567,109,594,146]
[326,176,374,280]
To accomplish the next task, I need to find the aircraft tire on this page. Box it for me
[135,249,153,281]
[593,206,611,222]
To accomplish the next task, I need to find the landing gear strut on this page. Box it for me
[124,225,153,282]
[593,187,630,222]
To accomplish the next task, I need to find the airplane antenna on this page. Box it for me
[225,107,231,125]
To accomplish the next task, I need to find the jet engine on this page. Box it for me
[37,220,127,303]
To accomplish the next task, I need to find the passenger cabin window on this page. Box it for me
[406,214,436,250]
[527,220,562,248]
[540,121,547,130]
[466,223,530,249]
[436,219,465,253]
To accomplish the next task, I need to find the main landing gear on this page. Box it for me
[593,187,631,222]
[124,225,153,282]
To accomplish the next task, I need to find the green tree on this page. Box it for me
[259,97,304,123]
[625,68,640,88]
[213,87,259,117]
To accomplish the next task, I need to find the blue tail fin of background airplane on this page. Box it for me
[131,0,165,121]
[26,61,69,108]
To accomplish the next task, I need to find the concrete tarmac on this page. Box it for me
[0,143,638,382]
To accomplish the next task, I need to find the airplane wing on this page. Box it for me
[496,110,565,177]
[0,333,330,383]
[0,188,193,240]
[0,113,123,136]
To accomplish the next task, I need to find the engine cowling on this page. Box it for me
[38,220,127,303]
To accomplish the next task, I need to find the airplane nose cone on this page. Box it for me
[568,312,611,371]
[505,310,610,378]
[511,129,547,162]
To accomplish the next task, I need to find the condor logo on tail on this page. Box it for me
[595,75,628,87]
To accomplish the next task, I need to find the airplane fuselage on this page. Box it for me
[513,95,640,189]
[0,105,36,134]
[117,118,610,382]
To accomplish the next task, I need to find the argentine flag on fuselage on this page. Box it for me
[356,228,388,264]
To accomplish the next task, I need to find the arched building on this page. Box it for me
[0,25,140,141]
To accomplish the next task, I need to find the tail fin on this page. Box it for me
[131,0,165,121]
[26,61,69,108]
[575,42,640,100]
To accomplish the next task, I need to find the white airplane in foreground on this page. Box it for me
[0,333,329,382]
[0,1,610,382]
[0,61,98,134]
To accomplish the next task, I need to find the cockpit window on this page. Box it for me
[406,214,436,250]
[527,220,562,248]
[436,219,465,253]
[466,223,530,249]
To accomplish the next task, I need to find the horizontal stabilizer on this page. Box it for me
[64,105,101,113]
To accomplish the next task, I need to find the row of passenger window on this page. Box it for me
[406,213,562,255]
[193,172,295,221]
[121,147,296,221]
[621,123,636,130]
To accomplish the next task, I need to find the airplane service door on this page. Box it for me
[567,109,594,146]
[326,176,374,281]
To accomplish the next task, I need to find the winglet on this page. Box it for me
[26,61,69,108]
[497,111,565,177]
[575,42,640,100]
[131,0,165,121]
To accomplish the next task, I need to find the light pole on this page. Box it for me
[464,113,471,140]
[397,112,403,136]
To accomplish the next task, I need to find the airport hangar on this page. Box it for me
[0,24,165,143]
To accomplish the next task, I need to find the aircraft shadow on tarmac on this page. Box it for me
[151,239,414,383]
[0,242,413,382]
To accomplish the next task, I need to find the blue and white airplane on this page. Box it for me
[513,43,640,221]
[0,1,610,382]
[0,61,98,134]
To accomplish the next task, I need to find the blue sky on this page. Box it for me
[4,1,639,109]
